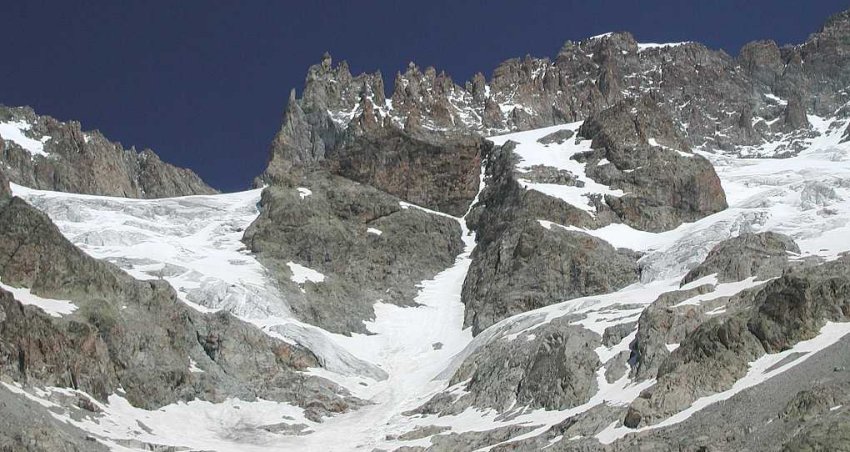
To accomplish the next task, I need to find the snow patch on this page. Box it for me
[637,41,691,52]
[489,122,624,214]
[188,358,204,374]
[0,280,77,317]
[3,383,315,451]
[286,262,325,284]
[597,322,850,444]
[0,120,50,157]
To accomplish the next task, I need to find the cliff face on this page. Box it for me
[4,7,850,452]
[264,10,850,178]
[0,105,216,198]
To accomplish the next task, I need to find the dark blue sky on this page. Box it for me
[2,1,848,191]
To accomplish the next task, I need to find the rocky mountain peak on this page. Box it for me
[8,6,850,452]
[302,53,385,113]
[737,40,783,88]
[818,8,850,36]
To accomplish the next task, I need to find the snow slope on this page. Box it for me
[9,170,486,451]
[7,113,850,450]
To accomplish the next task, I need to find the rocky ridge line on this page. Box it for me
[0,105,216,198]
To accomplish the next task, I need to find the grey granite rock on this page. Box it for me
[460,142,636,335]
[0,196,358,419]
[263,9,850,173]
[625,256,850,427]
[414,318,600,415]
[578,97,728,231]
[748,256,850,353]
[630,285,715,380]
[682,232,800,285]
[521,164,585,186]
[243,170,463,335]
[0,169,9,199]
[782,412,850,451]
[0,106,216,198]
[327,126,486,216]
[537,129,575,145]
[462,218,639,335]
[0,383,108,452]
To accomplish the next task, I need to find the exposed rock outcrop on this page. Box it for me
[0,195,356,418]
[782,412,850,451]
[578,97,728,231]
[328,127,486,216]
[0,106,216,198]
[413,318,600,415]
[626,256,850,427]
[460,143,638,335]
[462,219,639,335]
[0,170,9,199]
[682,232,800,284]
[537,129,575,145]
[243,170,463,335]
[0,384,109,451]
[264,10,850,175]
[262,56,487,216]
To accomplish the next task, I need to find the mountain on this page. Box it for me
[0,105,216,198]
[2,7,850,452]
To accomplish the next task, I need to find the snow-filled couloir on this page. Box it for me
[7,112,850,451]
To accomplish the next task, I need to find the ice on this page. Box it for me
[3,382,315,452]
[10,164,488,451]
[10,184,373,404]
[0,120,50,157]
[7,111,850,450]
[539,117,850,282]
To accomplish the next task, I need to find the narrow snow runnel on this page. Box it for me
[272,169,486,451]
[10,166,487,451]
